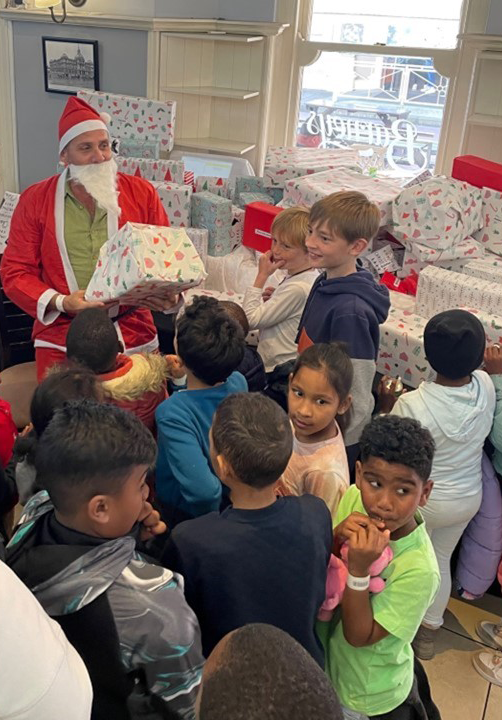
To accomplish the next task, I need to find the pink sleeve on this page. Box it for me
[317,554,348,621]
[303,469,349,519]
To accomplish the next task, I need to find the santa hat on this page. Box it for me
[59,97,111,154]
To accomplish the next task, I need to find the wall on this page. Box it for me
[486,0,502,34]
[12,20,148,189]
[64,0,277,21]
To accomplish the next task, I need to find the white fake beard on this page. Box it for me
[68,157,121,216]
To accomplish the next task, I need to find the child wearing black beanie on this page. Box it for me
[385,309,495,661]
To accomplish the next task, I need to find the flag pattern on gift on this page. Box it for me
[85,223,206,305]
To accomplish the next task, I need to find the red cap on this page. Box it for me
[58,96,109,153]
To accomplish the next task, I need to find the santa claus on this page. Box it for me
[1,96,177,381]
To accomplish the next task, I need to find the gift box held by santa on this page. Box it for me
[1,96,175,381]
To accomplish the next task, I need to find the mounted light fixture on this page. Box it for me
[34,0,88,25]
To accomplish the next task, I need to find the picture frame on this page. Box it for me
[42,37,99,95]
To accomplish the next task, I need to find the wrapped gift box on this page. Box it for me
[151,182,192,227]
[452,155,502,192]
[392,177,483,251]
[115,138,160,159]
[230,205,245,248]
[415,265,502,318]
[281,168,401,225]
[264,146,360,188]
[85,223,206,305]
[195,176,231,198]
[473,187,502,256]
[238,191,276,209]
[191,191,236,257]
[463,257,502,283]
[78,90,176,152]
[116,157,185,184]
[184,228,209,266]
[398,236,484,277]
[243,202,283,253]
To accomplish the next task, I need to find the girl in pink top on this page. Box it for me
[279,342,353,518]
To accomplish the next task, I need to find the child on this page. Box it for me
[13,367,102,505]
[242,207,318,374]
[219,300,267,392]
[297,191,390,466]
[484,343,502,477]
[279,342,352,518]
[7,400,204,719]
[155,295,247,526]
[386,309,495,660]
[162,393,332,664]
[320,414,439,719]
[66,308,168,432]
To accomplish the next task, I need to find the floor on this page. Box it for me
[425,592,502,720]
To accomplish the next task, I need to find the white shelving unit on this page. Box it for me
[159,27,285,171]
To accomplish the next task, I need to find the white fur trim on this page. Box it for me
[59,119,109,154]
[55,169,79,294]
[34,339,67,352]
[37,289,60,325]
[100,112,111,124]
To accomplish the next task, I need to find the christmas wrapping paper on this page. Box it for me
[264,146,360,188]
[281,168,402,225]
[230,205,245,248]
[392,177,483,251]
[191,191,235,257]
[238,191,276,209]
[115,138,160,159]
[473,187,502,256]
[78,90,176,152]
[184,228,209,267]
[195,176,231,198]
[463,257,502,283]
[85,223,206,305]
[116,157,185,185]
[151,182,192,228]
[377,302,502,389]
[397,236,485,277]
[415,265,502,318]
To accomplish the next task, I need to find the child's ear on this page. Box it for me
[349,238,369,257]
[87,495,111,525]
[419,480,434,507]
[338,394,352,415]
[214,454,232,483]
[354,460,363,490]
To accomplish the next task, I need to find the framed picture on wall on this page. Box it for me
[42,37,99,95]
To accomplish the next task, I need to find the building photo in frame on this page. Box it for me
[42,37,99,95]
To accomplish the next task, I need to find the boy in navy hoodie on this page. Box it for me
[297,191,390,468]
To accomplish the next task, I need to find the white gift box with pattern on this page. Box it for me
[415,265,502,318]
[281,168,402,226]
[397,236,485,277]
[116,157,185,185]
[463,257,502,283]
[184,228,209,267]
[151,182,192,228]
[85,223,206,305]
[473,187,502,256]
[264,146,360,188]
[78,90,176,152]
[195,176,231,198]
[392,178,483,251]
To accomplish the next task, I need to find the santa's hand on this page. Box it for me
[136,293,180,313]
[58,290,105,316]
[138,501,167,541]
[164,354,186,380]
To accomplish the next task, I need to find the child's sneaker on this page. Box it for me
[476,621,502,651]
[412,625,438,661]
[472,650,502,687]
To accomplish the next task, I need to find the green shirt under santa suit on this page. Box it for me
[317,485,439,716]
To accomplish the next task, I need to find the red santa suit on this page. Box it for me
[0,97,170,380]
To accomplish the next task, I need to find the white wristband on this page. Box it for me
[347,573,370,591]
[55,294,67,313]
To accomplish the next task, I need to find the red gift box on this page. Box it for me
[452,155,502,191]
[243,202,283,253]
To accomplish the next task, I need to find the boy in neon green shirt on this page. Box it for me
[319,415,440,719]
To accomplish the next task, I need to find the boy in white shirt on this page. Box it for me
[242,207,318,374]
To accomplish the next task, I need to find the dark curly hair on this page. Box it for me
[359,415,435,481]
[66,308,121,374]
[176,296,245,385]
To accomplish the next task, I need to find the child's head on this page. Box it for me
[176,296,245,385]
[307,191,380,273]
[218,300,249,338]
[35,400,157,537]
[357,415,435,538]
[198,623,343,720]
[270,207,311,273]
[424,309,485,381]
[66,308,122,374]
[288,342,353,441]
[211,393,292,490]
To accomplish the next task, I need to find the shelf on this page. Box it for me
[467,113,502,128]
[162,32,263,43]
[161,85,260,100]
[175,137,256,155]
